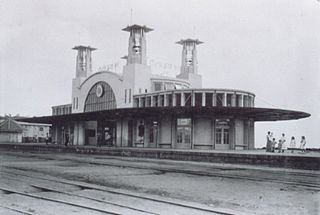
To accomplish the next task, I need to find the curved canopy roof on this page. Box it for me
[18,107,310,124]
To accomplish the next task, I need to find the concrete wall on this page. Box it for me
[248,120,255,150]
[85,121,97,145]
[120,119,129,147]
[193,117,212,149]
[123,64,152,94]
[160,116,173,148]
[0,133,22,143]
[234,119,245,150]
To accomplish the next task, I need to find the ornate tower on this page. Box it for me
[122,25,153,65]
[73,46,96,78]
[176,39,203,88]
[72,45,96,113]
[122,25,153,95]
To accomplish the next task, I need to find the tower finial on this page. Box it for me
[176,39,203,75]
[73,45,97,78]
[122,25,153,65]
[176,39,203,88]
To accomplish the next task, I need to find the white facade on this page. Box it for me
[51,24,256,150]
[18,122,51,142]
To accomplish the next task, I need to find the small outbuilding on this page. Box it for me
[0,117,23,143]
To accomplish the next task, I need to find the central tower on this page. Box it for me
[122,24,153,65]
[122,25,153,96]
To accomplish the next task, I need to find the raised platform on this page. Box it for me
[0,143,319,170]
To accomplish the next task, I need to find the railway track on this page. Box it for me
[0,169,234,215]
[3,151,320,190]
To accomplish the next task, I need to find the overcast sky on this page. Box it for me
[0,0,319,148]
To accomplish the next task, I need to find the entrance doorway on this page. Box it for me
[215,119,230,150]
[97,120,116,146]
[175,118,192,149]
[148,120,158,148]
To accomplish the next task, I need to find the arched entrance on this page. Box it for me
[84,82,117,146]
[84,81,116,112]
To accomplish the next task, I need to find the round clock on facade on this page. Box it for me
[96,84,104,97]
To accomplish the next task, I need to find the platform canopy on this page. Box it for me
[18,107,310,124]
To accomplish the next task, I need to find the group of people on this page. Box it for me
[266,131,307,153]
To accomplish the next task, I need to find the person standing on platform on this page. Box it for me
[45,133,49,145]
[300,136,306,153]
[266,131,272,152]
[271,138,277,152]
[278,133,286,153]
[290,136,296,153]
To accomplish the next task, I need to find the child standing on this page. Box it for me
[290,136,296,153]
[300,136,306,153]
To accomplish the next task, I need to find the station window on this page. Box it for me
[223,129,229,144]
[129,89,132,103]
[176,118,191,144]
[154,82,162,91]
[164,83,174,90]
[216,128,222,144]
[205,93,213,107]
[215,119,230,145]
[87,129,95,137]
[184,93,191,106]
[175,93,181,106]
[227,94,232,107]
[216,93,223,107]
[125,89,127,103]
[195,93,202,106]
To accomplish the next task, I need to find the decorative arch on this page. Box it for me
[84,81,116,112]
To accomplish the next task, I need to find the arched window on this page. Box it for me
[84,82,116,112]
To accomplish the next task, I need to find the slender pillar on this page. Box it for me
[191,92,195,106]
[173,93,176,106]
[231,94,236,107]
[202,92,206,106]
[164,94,168,106]
[181,92,185,106]
[150,96,154,107]
[212,92,216,106]
[223,93,227,106]
[239,95,243,107]
[78,121,85,145]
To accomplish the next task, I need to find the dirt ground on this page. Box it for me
[0,150,319,214]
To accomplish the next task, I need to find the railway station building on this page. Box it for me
[26,24,310,150]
